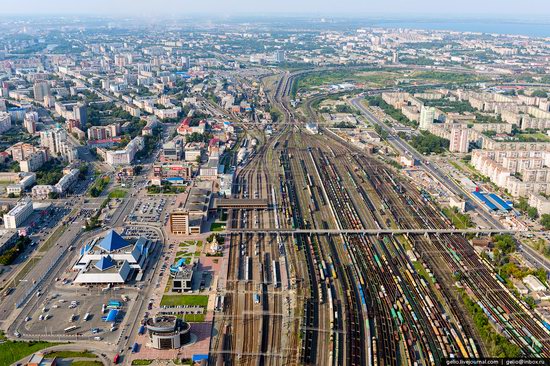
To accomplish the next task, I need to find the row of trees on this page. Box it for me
[89,176,110,197]
[410,131,450,155]
[0,236,31,265]
[366,96,418,128]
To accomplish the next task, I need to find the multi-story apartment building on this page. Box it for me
[0,112,12,134]
[449,126,469,153]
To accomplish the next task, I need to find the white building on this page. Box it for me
[31,185,56,200]
[6,173,36,196]
[3,199,33,229]
[528,194,550,215]
[20,150,48,172]
[40,127,66,155]
[55,169,79,194]
[104,136,144,166]
[523,274,547,293]
[219,174,234,197]
[419,106,436,130]
[449,126,469,153]
[73,230,153,284]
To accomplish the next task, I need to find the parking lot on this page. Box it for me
[122,226,161,240]
[21,286,138,342]
[125,196,169,224]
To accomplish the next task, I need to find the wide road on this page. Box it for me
[0,197,90,323]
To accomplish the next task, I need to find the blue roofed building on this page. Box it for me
[104,309,119,322]
[73,230,154,284]
[94,255,116,271]
[98,230,130,252]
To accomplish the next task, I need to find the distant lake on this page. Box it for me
[368,19,550,38]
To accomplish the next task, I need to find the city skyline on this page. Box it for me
[2,0,550,17]
[1,9,550,366]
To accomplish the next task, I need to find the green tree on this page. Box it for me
[527,206,539,220]
[516,197,530,212]
[541,214,550,230]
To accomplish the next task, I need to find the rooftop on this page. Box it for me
[98,230,130,252]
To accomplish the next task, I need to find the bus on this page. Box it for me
[64,325,78,333]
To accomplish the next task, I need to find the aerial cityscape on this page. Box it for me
[1,2,550,366]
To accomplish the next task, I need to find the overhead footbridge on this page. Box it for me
[214,198,269,209]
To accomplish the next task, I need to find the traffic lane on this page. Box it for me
[519,244,550,273]
[0,221,86,321]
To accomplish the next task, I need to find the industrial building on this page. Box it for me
[472,190,512,212]
[146,316,192,349]
[73,230,154,284]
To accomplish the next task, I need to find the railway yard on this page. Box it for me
[209,72,550,365]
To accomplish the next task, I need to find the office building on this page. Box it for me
[146,316,192,350]
[31,185,56,200]
[6,173,36,196]
[172,265,195,292]
[54,169,79,194]
[169,210,190,235]
[4,199,33,229]
[162,140,184,161]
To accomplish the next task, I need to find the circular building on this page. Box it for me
[146,316,192,349]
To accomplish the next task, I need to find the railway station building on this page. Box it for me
[73,230,154,284]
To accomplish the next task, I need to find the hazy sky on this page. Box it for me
[3,0,550,17]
